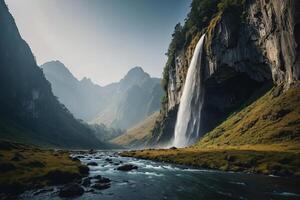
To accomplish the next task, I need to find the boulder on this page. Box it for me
[93,175,111,184]
[91,183,111,190]
[58,184,84,197]
[81,177,91,187]
[116,164,138,171]
[88,149,96,154]
[87,162,98,166]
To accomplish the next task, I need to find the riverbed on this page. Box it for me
[20,151,300,200]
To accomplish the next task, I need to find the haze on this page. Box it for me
[5,0,191,85]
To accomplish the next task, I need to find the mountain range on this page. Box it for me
[42,62,163,130]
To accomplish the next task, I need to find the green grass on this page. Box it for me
[197,84,300,151]
[0,140,87,195]
[121,148,300,176]
[111,112,159,148]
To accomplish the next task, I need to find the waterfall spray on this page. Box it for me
[173,34,205,148]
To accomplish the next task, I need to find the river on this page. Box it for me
[20,151,300,200]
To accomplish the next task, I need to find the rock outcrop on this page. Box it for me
[148,0,300,146]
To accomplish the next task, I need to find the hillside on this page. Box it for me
[197,85,300,150]
[0,0,107,149]
[111,112,159,148]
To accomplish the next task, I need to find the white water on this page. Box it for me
[173,34,205,147]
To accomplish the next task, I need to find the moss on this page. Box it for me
[205,12,222,55]
[0,140,87,195]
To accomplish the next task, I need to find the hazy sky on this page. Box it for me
[5,0,191,85]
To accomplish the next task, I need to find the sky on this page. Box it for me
[5,0,192,86]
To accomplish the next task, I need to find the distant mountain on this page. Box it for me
[96,67,164,130]
[42,62,164,130]
[41,61,105,121]
[0,0,107,149]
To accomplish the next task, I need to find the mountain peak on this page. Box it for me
[81,77,93,85]
[123,66,149,81]
[41,60,70,74]
[127,66,144,74]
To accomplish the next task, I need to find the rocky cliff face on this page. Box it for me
[149,0,300,146]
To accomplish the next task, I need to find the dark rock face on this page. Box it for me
[58,184,84,198]
[116,164,138,171]
[149,0,300,146]
[247,0,300,85]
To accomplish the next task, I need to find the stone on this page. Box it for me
[58,184,84,197]
[116,164,138,171]
[81,177,91,187]
[91,183,111,190]
[87,162,98,166]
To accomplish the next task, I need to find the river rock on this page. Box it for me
[89,149,96,154]
[87,162,98,166]
[116,164,138,171]
[93,175,111,184]
[58,183,84,197]
[81,177,91,187]
[91,183,111,190]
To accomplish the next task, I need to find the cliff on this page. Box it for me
[0,1,107,149]
[148,0,300,146]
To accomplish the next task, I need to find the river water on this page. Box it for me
[21,151,300,200]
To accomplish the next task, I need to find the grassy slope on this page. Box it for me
[111,112,159,148]
[197,85,300,151]
[121,85,300,176]
[0,140,88,195]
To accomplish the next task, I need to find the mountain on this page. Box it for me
[0,0,107,149]
[111,112,159,148]
[41,61,105,121]
[42,62,164,130]
[148,0,300,147]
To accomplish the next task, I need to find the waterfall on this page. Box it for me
[173,34,205,148]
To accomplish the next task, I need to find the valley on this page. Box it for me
[1,0,300,199]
